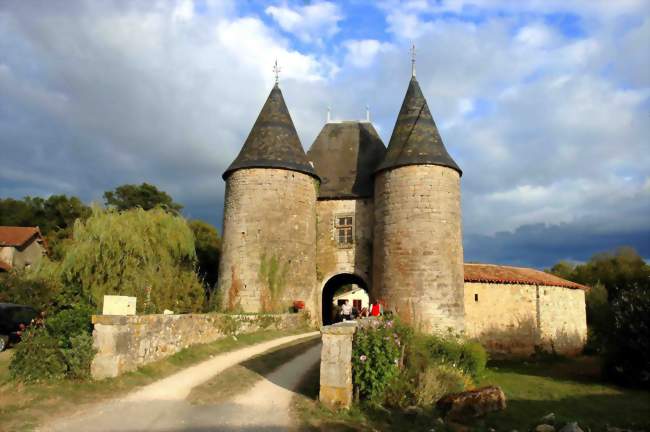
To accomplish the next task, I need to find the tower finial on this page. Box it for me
[366,105,370,122]
[410,43,416,78]
[327,105,331,122]
[273,58,281,85]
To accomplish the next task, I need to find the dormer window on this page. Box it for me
[335,214,354,247]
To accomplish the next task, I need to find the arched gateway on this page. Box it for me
[321,273,369,325]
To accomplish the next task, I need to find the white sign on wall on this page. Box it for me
[102,295,137,315]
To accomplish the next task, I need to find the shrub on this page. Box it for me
[10,307,96,382]
[413,364,471,407]
[409,333,487,380]
[61,332,95,380]
[0,261,63,313]
[10,327,67,382]
[352,319,406,401]
[604,285,650,387]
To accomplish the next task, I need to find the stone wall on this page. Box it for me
[373,165,464,334]
[218,168,318,315]
[91,313,305,379]
[316,198,373,286]
[464,282,587,357]
[319,322,356,409]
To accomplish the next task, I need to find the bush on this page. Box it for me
[352,319,407,401]
[61,332,95,380]
[0,261,63,313]
[10,327,67,382]
[409,333,487,380]
[9,307,96,382]
[604,285,650,387]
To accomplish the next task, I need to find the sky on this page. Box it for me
[0,0,648,268]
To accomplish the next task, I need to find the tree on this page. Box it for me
[188,220,220,290]
[0,195,91,235]
[103,183,183,214]
[59,208,204,313]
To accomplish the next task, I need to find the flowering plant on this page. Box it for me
[351,318,407,401]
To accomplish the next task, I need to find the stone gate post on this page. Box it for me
[319,321,357,409]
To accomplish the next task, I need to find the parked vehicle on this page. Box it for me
[0,303,37,351]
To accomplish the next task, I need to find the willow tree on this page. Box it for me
[60,207,204,313]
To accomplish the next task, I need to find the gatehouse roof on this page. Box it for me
[223,84,318,180]
[307,121,386,199]
[375,77,461,176]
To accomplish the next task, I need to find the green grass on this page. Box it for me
[188,335,321,404]
[477,357,650,430]
[294,356,650,432]
[0,328,311,432]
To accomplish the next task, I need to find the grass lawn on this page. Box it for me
[0,328,311,432]
[294,356,650,431]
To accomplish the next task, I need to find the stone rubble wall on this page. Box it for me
[91,313,304,380]
[218,168,318,315]
[373,165,465,334]
[464,282,587,357]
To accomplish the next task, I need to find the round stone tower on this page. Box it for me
[373,75,465,334]
[218,83,319,314]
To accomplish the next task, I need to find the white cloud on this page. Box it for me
[265,1,342,44]
[344,39,393,68]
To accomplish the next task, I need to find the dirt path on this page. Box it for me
[41,332,320,432]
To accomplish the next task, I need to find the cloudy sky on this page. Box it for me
[1,0,648,268]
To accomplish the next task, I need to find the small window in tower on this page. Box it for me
[335,213,354,248]
[474,293,479,302]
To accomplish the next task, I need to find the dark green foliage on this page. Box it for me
[0,195,92,261]
[10,306,96,382]
[188,220,221,291]
[103,182,183,214]
[548,247,649,387]
[45,305,93,342]
[0,263,62,313]
[61,332,95,380]
[0,195,91,236]
[10,326,67,382]
[604,285,650,387]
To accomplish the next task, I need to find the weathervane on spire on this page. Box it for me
[410,43,416,77]
[273,58,281,85]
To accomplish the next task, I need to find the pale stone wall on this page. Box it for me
[91,313,305,379]
[373,165,464,334]
[538,285,587,355]
[315,198,373,284]
[464,282,587,357]
[218,168,318,315]
[319,322,356,409]
[12,240,45,268]
[0,247,14,268]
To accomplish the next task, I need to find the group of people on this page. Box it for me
[338,299,383,322]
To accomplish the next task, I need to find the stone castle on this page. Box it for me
[218,71,588,355]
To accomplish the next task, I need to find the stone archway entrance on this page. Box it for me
[321,273,369,325]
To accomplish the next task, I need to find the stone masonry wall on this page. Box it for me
[316,198,373,285]
[373,165,464,334]
[538,285,587,355]
[464,282,587,357]
[91,313,305,379]
[218,168,318,315]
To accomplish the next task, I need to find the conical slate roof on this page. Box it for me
[307,121,386,198]
[375,77,461,175]
[223,84,318,180]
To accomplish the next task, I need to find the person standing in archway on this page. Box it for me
[370,300,381,317]
[340,299,352,321]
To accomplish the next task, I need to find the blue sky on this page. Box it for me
[0,0,648,268]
